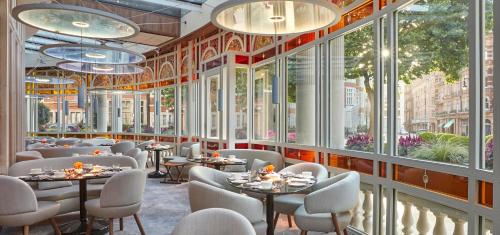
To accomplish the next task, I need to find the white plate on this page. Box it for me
[288,182,307,187]
[231,179,248,184]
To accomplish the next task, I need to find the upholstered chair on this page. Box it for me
[0,176,61,235]
[132,151,148,170]
[111,141,135,154]
[217,149,284,172]
[15,151,43,162]
[126,148,141,158]
[85,169,147,235]
[26,143,45,151]
[136,140,154,151]
[294,172,360,235]
[74,142,95,147]
[188,166,233,191]
[171,208,256,235]
[54,138,81,146]
[273,163,329,228]
[188,181,266,235]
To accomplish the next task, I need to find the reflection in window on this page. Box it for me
[484,0,494,170]
[161,86,176,135]
[140,91,155,133]
[63,95,85,132]
[36,95,59,132]
[121,94,135,133]
[235,68,248,140]
[397,0,469,165]
[253,63,276,141]
[207,77,218,138]
[330,23,374,152]
[181,85,189,136]
[287,47,316,145]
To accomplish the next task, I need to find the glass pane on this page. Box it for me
[397,0,469,165]
[160,86,176,135]
[330,23,374,152]
[37,95,59,132]
[92,94,112,132]
[382,16,390,154]
[483,0,494,170]
[253,62,277,141]
[63,95,84,132]
[235,67,248,140]
[207,77,219,138]
[287,47,316,145]
[140,91,155,133]
[482,218,493,235]
[181,84,189,136]
[121,94,135,133]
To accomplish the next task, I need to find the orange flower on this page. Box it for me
[64,144,70,148]
[212,152,220,158]
[116,139,121,143]
[264,164,274,173]
[73,162,83,170]
[94,149,101,155]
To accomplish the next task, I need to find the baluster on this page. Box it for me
[432,211,447,235]
[351,191,364,230]
[401,201,414,235]
[362,189,373,234]
[452,218,465,235]
[381,195,387,234]
[416,206,430,235]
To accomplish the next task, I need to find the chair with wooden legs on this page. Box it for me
[294,172,360,235]
[85,169,147,235]
[0,176,61,235]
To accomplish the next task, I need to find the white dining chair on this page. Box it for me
[171,208,256,235]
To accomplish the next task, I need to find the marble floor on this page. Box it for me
[0,175,349,235]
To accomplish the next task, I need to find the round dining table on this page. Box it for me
[145,145,174,178]
[19,170,118,235]
[188,157,247,171]
[227,174,315,235]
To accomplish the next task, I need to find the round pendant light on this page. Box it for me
[25,76,75,85]
[211,0,342,35]
[88,88,147,95]
[12,3,139,39]
[41,44,145,65]
[57,61,145,75]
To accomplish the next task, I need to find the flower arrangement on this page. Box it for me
[398,135,422,156]
[345,134,374,152]
[485,138,494,169]
[115,139,121,143]
[64,144,70,148]
[41,138,47,144]
[94,149,101,155]
[264,164,274,173]
[73,162,83,170]
[212,151,220,158]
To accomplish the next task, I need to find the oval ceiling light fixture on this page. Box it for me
[211,0,342,35]
[88,88,147,95]
[57,61,145,75]
[12,3,140,39]
[25,76,76,85]
[41,44,145,64]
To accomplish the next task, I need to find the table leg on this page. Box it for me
[148,151,166,178]
[266,194,274,235]
[79,179,87,231]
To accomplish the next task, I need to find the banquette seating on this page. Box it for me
[217,149,284,172]
[30,146,112,158]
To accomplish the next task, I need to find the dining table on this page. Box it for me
[227,172,316,235]
[145,145,174,178]
[188,157,247,171]
[18,168,122,235]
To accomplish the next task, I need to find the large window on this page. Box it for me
[253,63,277,141]
[181,84,189,136]
[121,94,135,133]
[484,0,494,170]
[287,47,316,145]
[160,86,176,135]
[140,91,155,133]
[330,23,375,152]
[235,68,248,140]
[64,94,85,132]
[207,76,219,138]
[397,0,469,165]
[37,95,59,132]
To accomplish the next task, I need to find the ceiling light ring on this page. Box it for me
[40,43,146,65]
[57,61,145,75]
[12,3,140,39]
[211,0,343,35]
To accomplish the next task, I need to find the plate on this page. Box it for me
[231,179,248,184]
[288,182,307,187]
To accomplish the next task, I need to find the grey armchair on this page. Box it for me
[111,141,135,154]
[85,169,147,235]
[188,166,233,191]
[133,151,148,170]
[217,149,284,172]
[294,172,360,235]
[274,163,329,228]
[171,208,256,235]
[188,181,266,235]
[54,138,81,146]
[15,151,43,162]
[0,176,61,235]
[126,148,141,158]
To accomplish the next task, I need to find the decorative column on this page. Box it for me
[115,95,123,132]
[362,189,373,234]
[432,211,448,234]
[401,201,415,235]
[330,36,345,148]
[295,48,315,145]
[96,94,109,132]
[416,206,430,235]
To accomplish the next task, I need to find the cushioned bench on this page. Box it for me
[217,149,284,172]
[8,156,137,215]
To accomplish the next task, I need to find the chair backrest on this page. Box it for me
[188,181,263,223]
[304,171,360,214]
[8,156,138,177]
[110,141,135,154]
[125,148,141,158]
[171,208,256,235]
[15,151,43,162]
[136,140,154,151]
[100,169,147,208]
[133,151,148,169]
[218,149,284,171]
[279,163,329,181]
[0,176,37,215]
[188,166,231,189]
[178,142,201,158]
[55,138,81,146]
[82,138,116,146]
[26,143,45,150]
[74,142,95,147]
[31,146,112,158]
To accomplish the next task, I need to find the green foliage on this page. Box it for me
[418,132,469,147]
[161,86,176,109]
[410,140,468,164]
[235,68,248,109]
[38,102,51,126]
[418,132,436,142]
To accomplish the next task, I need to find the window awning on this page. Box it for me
[443,119,455,129]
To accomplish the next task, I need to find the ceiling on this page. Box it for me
[23,0,208,68]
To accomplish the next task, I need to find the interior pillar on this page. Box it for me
[330,36,346,148]
[96,94,109,132]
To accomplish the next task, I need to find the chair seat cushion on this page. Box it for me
[35,184,103,201]
[0,201,59,227]
[85,199,141,219]
[274,194,305,215]
[294,205,352,233]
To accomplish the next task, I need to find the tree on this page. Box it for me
[38,102,50,126]
[344,0,470,136]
